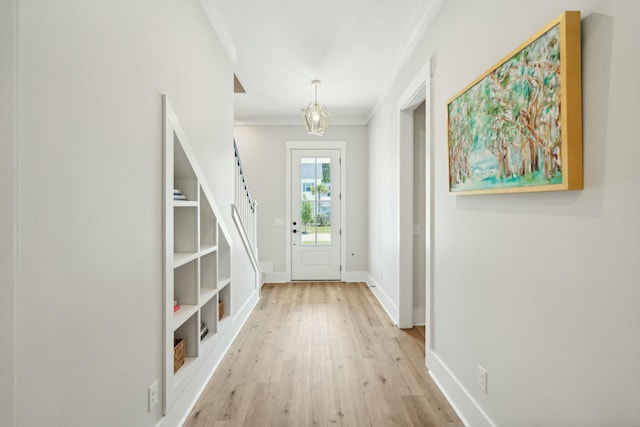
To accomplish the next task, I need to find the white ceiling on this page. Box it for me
[200,0,442,125]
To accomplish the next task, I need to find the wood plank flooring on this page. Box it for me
[184,282,463,427]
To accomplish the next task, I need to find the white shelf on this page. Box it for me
[173,356,197,386]
[163,95,232,415]
[174,201,198,207]
[217,315,230,331]
[199,332,217,355]
[199,244,217,256]
[218,278,231,290]
[173,304,198,331]
[200,288,216,305]
[173,252,198,268]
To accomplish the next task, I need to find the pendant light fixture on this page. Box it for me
[303,80,331,136]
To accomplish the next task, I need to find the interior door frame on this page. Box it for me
[397,59,433,358]
[285,141,347,281]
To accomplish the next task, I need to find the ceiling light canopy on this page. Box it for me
[303,80,331,136]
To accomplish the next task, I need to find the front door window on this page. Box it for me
[299,157,332,246]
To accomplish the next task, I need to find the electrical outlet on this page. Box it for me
[477,365,487,393]
[148,380,158,411]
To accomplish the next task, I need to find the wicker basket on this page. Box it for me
[174,338,185,373]
[218,299,224,321]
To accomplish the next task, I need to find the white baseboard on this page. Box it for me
[157,289,260,427]
[365,274,398,325]
[427,351,497,427]
[262,271,289,283]
[262,271,369,283]
[258,261,273,273]
[341,271,369,282]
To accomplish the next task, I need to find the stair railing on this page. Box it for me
[232,140,260,286]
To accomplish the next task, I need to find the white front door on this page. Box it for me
[291,150,341,280]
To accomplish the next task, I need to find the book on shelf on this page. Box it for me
[200,322,209,340]
[173,189,188,201]
[173,300,180,312]
[200,328,209,340]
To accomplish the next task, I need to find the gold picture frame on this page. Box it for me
[447,11,582,195]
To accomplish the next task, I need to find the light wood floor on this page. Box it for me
[185,282,463,427]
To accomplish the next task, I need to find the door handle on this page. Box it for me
[292,229,297,233]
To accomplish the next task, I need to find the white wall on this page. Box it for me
[14,1,255,426]
[368,0,640,425]
[368,107,400,316]
[233,125,369,281]
[0,1,17,426]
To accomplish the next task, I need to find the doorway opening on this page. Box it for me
[413,101,427,326]
[397,60,433,358]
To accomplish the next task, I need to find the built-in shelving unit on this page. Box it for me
[162,95,232,414]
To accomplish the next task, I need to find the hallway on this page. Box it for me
[185,282,462,426]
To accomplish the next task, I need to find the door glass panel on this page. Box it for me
[316,201,331,245]
[300,157,331,246]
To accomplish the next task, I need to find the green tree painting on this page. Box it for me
[448,24,562,192]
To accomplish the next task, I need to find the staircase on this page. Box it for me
[232,140,262,290]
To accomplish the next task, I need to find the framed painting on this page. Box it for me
[447,11,582,195]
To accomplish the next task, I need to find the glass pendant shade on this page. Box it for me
[303,80,331,136]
